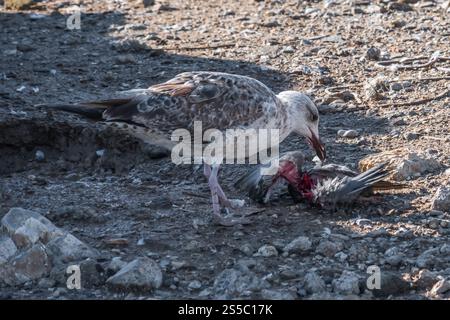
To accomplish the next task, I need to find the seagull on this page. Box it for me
[236,151,404,210]
[40,71,326,225]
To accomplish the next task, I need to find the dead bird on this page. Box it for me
[235,151,405,209]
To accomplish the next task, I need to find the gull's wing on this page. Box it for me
[105,71,282,132]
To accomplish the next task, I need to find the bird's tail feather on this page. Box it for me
[36,98,132,120]
[347,163,390,195]
[371,180,407,192]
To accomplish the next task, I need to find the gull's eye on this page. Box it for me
[310,113,318,122]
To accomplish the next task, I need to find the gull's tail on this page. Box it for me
[36,98,133,120]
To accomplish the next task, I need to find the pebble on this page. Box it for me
[405,132,419,141]
[283,236,312,254]
[188,280,202,290]
[316,240,342,258]
[431,187,450,212]
[337,129,359,139]
[365,47,381,61]
[429,278,450,296]
[332,271,361,295]
[255,245,278,257]
[390,83,403,91]
[260,289,296,300]
[213,268,269,299]
[304,271,326,294]
[282,46,295,54]
[415,269,438,290]
[394,153,441,181]
[115,54,137,64]
[371,273,410,297]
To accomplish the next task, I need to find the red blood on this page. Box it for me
[278,161,317,203]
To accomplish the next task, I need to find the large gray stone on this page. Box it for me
[12,217,63,248]
[2,243,52,285]
[1,208,62,247]
[46,233,98,263]
[0,236,17,265]
[106,257,163,292]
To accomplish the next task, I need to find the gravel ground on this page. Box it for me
[0,0,449,300]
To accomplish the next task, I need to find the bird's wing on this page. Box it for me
[41,72,282,134]
[117,71,281,132]
[313,162,391,206]
[309,163,358,179]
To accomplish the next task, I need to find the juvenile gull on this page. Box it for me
[237,151,405,210]
[41,71,326,225]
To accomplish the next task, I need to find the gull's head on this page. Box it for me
[277,91,326,161]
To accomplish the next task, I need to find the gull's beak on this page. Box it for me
[307,128,326,161]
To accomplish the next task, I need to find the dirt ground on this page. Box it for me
[0,0,449,299]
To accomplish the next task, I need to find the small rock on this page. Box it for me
[316,240,342,258]
[444,168,450,176]
[0,236,17,265]
[37,277,56,288]
[304,271,326,294]
[213,268,269,299]
[416,248,440,268]
[255,245,278,257]
[405,132,419,141]
[96,149,105,157]
[365,47,381,61]
[384,247,404,267]
[394,153,441,181]
[333,271,361,295]
[335,252,348,262]
[35,150,45,162]
[415,269,438,290]
[107,257,128,275]
[283,236,312,254]
[142,0,155,7]
[429,278,450,296]
[115,54,137,64]
[188,280,202,290]
[385,254,404,267]
[260,289,296,300]
[79,258,106,288]
[282,46,295,54]
[371,272,410,297]
[106,257,163,292]
[390,83,403,91]
[387,2,413,11]
[337,129,359,139]
[391,118,407,126]
[431,187,450,212]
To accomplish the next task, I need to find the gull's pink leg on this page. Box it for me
[203,164,249,226]
[204,164,221,215]
[203,165,244,208]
